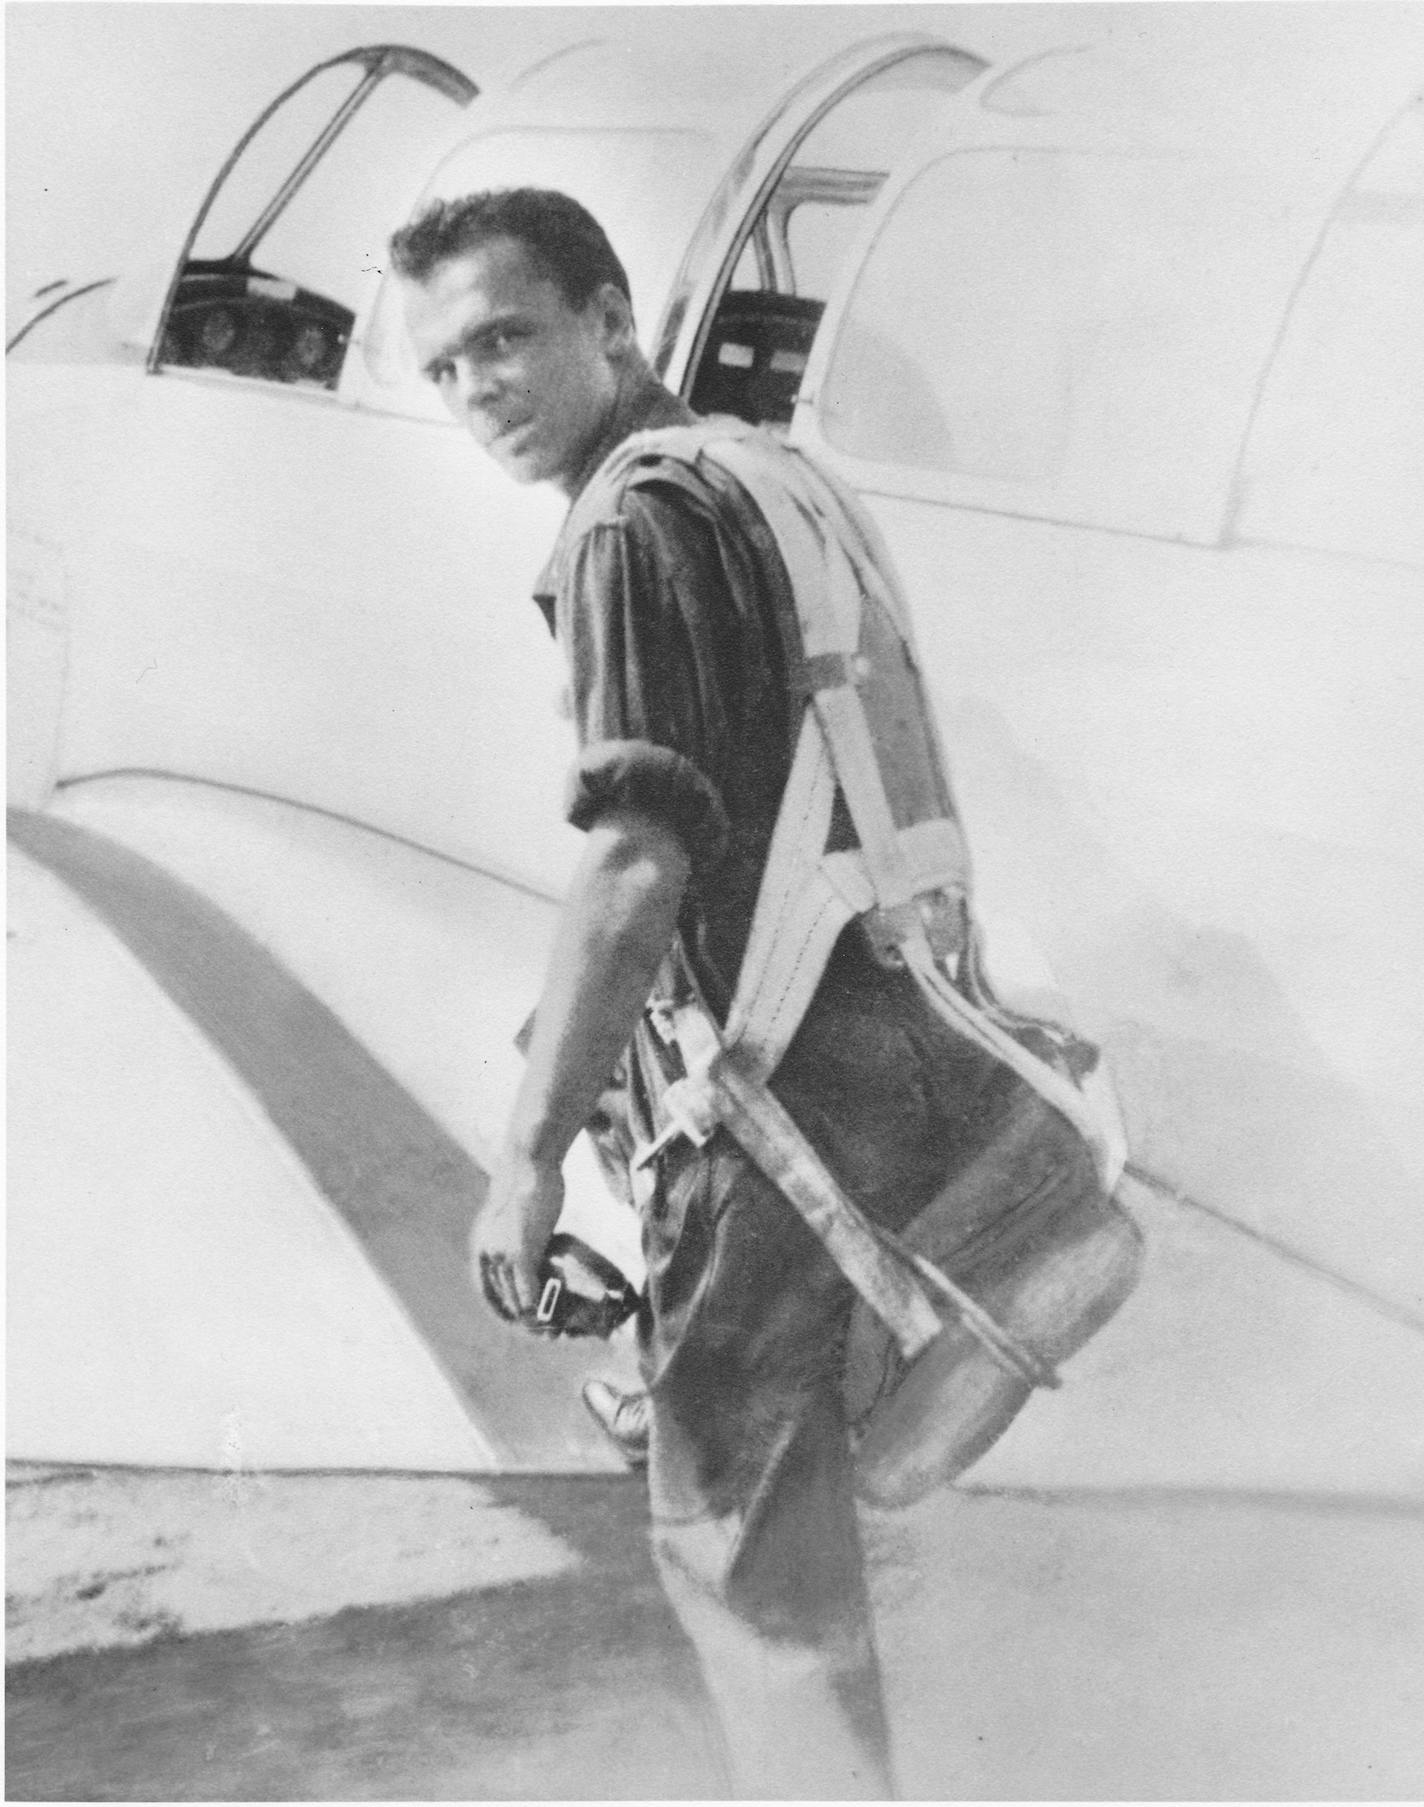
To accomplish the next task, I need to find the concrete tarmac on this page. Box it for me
[6,1466,724,1800]
[8,1462,1423,1800]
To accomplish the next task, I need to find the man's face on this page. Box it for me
[403,235,629,491]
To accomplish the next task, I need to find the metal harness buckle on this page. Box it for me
[861,889,965,971]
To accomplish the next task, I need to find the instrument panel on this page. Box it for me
[159,263,353,390]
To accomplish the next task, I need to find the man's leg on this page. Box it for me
[640,1138,897,1799]
[651,1386,894,1798]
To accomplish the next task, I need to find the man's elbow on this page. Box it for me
[584,806,692,919]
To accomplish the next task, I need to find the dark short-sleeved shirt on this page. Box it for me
[534,374,795,1015]
[535,374,1019,1209]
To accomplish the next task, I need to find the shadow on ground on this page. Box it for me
[6,1471,725,1801]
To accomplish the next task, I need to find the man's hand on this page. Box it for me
[472,1147,565,1327]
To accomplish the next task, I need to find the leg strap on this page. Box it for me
[640,983,1058,1385]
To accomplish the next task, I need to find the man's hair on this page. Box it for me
[389,188,632,312]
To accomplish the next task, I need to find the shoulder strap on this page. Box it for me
[695,428,974,1079]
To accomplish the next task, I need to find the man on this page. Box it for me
[391,188,1099,1797]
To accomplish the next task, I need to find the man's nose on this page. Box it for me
[449,357,500,414]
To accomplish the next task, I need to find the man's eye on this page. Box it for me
[429,360,455,387]
[491,325,534,357]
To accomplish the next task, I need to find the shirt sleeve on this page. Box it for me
[556,477,742,878]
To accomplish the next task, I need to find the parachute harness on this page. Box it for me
[570,420,1127,1386]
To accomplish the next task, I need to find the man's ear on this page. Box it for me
[593,282,637,357]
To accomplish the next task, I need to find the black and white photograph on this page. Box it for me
[7,2,1424,1798]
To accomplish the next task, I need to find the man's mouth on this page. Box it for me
[483,418,534,454]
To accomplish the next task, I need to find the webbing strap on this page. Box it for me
[667,1002,944,1361]
[698,430,968,1077]
[721,712,852,1075]
[822,820,972,918]
[810,683,920,910]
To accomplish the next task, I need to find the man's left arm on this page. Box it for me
[473,804,689,1322]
